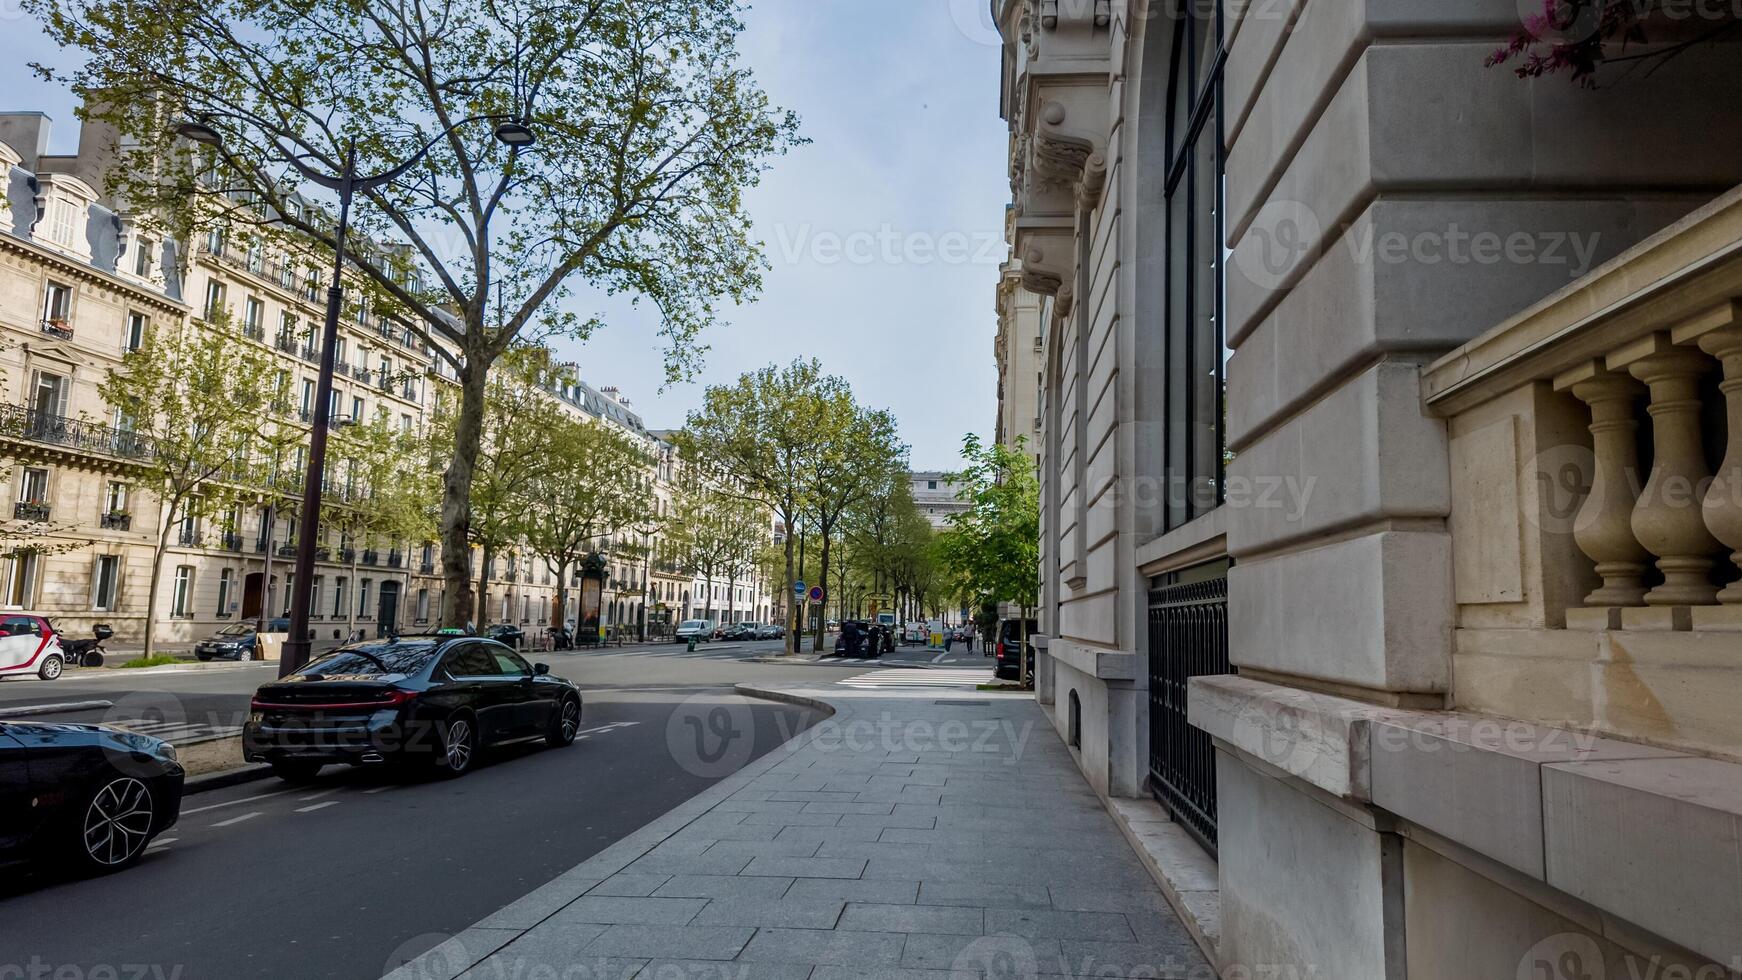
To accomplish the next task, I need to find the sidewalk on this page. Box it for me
[384,680,1212,980]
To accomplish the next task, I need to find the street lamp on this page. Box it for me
[173,115,535,676]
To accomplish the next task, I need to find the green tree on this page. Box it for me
[677,360,836,653]
[33,0,803,627]
[800,397,906,652]
[669,470,759,623]
[101,318,280,657]
[937,434,1041,684]
[321,414,437,637]
[521,415,655,634]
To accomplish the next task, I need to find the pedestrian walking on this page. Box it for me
[943,629,953,653]
[964,630,974,653]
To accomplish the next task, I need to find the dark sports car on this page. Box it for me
[0,721,184,874]
[243,635,583,782]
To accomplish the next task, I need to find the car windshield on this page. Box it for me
[679,621,705,630]
[217,624,250,636]
[297,640,439,677]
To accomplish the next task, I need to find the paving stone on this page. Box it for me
[691,897,847,929]
[457,925,611,976]
[717,799,808,813]
[1054,939,1210,979]
[839,902,986,935]
[802,801,898,815]
[740,810,846,827]
[810,968,978,980]
[635,960,815,980]
[985,908,1135,941]
[462,952,642,980]
[774,825,886,844]
[618,852,753,877]
[670,824,784,843]
[701,838,821,859]
[553,896,708,926]
[767,791,863,802]
[652,874,797,900]
[473,877,601,929]
[586,874,672,898]
[741,855,869,879]
[901,933,1065,973]
[783,877,923,905]
[815,840,929,860]
[737,928,907,966]
[1046,886,1174,915]
[581,925,756,961]
[837,812,938,830]
[918,881,1052,909]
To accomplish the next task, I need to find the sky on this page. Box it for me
[0,0,1011,471]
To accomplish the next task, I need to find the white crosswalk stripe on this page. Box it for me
[837,668,993,690]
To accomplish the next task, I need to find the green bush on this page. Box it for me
[116,654,182,669]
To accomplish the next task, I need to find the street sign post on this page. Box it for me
[793,580,806,596]
[808,586,824,603]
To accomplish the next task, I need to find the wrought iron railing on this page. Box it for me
[14,501,49,522]
[100,512,131,531]
[0,405,154,460]
[221,532,244,552]
[387,551,403,568]
[41,319,74,341]
[243,323,266,342]
[1147,574,1230,854]
[362,550,379,565]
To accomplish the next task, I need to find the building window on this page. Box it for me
[105,481,129,515]
[243,297,264,334]
[204,279,227,321]
[125,312,148,352]
[29,370,69,420]
[358,579,371,618]
[1161,4,1228,530]
[333,577,348,618]
[416,588,430,622]
[352,396,365,422]
[282,573,294,616]
[927,480,937,490]
[171,566,194,618]
[278,312,297,348]
[311,575,324,616]
[132,236,155,277]
[216,567,234,617]
[46,196,79,246]
[93,555,120,611]
[17,468,48,507]
[2,552,38,608]
[41,280,72,334]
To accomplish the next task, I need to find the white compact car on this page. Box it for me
[0,615,66,680]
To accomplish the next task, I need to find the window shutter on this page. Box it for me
[54,376,69,418]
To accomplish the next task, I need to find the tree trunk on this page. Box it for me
[346,554,359,639]
[727,572,736,624]
[782,514,797,655]
[439,357,486,628]
[704,565,715,620]
[476,543,493,627]
[554,558,570,631]
[813,530,831,653]
[143,497,177,660]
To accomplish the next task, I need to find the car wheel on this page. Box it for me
[434,714,477,778]
[546,696,582,747]
[270,760,323,784]
[74,776,155,873]
[38,655,63,681]
[196,654,211,662]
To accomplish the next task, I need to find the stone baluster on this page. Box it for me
[1629,347,1721,606]
[1569,372,1651,606]
[1699,325,1742,602]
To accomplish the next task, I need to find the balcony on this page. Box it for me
[1423,185,1742,763]
[41,318,74,341]
[387,551,403,568]
[334,362,351,379]
[100,511,131,531]
[177,527,199,547]
[221,531,244,552]
[420,561,436,574]
[255,538,269,554]
[340,548,357,563]
[353,368,374,386]
[243,323,266,343]
[14,501,49,522]
[0,405,154,461]
[299,345,320,363]
[362,550,379,566]
[278,544,298,558]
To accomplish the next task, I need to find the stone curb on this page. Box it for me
[382,686,842,980]
[0,699,115,718]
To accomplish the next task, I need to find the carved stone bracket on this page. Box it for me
[1016,223,1075,297]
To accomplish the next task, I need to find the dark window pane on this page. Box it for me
[301,640,437,677]
[1190,124,1224,518]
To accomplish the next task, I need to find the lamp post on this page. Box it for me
[175,116,535,677]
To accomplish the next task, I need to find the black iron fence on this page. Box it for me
[1146,573,1230,854]
[0,404,154,460]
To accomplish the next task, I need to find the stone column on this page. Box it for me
[1569,372,1651,606]
[1629,348,1721,606]
[1698,326,1742,602]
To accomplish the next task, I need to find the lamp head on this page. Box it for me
[173,120,225,147]
[492,120,536,148]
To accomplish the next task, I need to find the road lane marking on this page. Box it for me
[295,801,339,813]
[363,786,394,794]
[299,788,341,801]
[147,837,177,849]
[212,811,261,828]
[183,788,293,816]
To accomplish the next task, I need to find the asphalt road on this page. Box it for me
[0,638,981,980]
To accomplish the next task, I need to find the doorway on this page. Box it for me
[242,572,264,621]
[377,581,400,637]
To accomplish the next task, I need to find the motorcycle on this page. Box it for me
[58,624,113,668]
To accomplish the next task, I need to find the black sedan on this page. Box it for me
[193,619,290,661]
[1,721,184,874]
[243,635,583,782]
[482,624,526,648]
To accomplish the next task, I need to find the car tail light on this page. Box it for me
[251,689,418,711]
[996,641,1007,659]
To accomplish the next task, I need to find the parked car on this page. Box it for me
[242,635,583,782]
[193,619,287,661]
[482,624,525,648]
[754,623,785,640]
[720,623,757,641]
[674,620,715,644]
[0,720,184,873]
[0,615,64,680]
[994,618,1039,681]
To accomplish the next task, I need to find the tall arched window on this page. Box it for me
[1163,4,1227,530]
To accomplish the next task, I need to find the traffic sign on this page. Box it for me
[808,586,824,602]
[793,580,807,596]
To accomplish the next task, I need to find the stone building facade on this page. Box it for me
[995,0,1742,975]
[1,110,768,650]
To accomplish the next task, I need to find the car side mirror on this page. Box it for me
[533,663,551,676]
